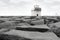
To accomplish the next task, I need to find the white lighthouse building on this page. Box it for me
[31,5,41,16]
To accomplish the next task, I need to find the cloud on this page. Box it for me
[0,0,33,16]
[0,0,60,16]
[39,0,60,7]
[0,0,33,7]
[37,0,60,16]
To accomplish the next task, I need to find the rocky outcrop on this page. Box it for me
[0,34,32,40]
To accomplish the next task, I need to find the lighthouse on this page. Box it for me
[31,5,41,16]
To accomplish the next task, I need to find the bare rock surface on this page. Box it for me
[0,16,60,40]
[4,30,59,40]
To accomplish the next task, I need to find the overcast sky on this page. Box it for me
[0,0,60,16]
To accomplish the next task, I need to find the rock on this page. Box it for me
[31,19,44,25]
[0,34,32,40]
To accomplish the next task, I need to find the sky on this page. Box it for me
[0,0,60,16]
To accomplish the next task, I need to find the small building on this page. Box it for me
[31,5,41,16]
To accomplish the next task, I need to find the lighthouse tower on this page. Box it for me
[31,0,41,16]
[32,5,41,16]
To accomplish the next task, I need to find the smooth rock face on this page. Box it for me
[0,34,32,40]
[4,30,59,40]
[0,16,60,40]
